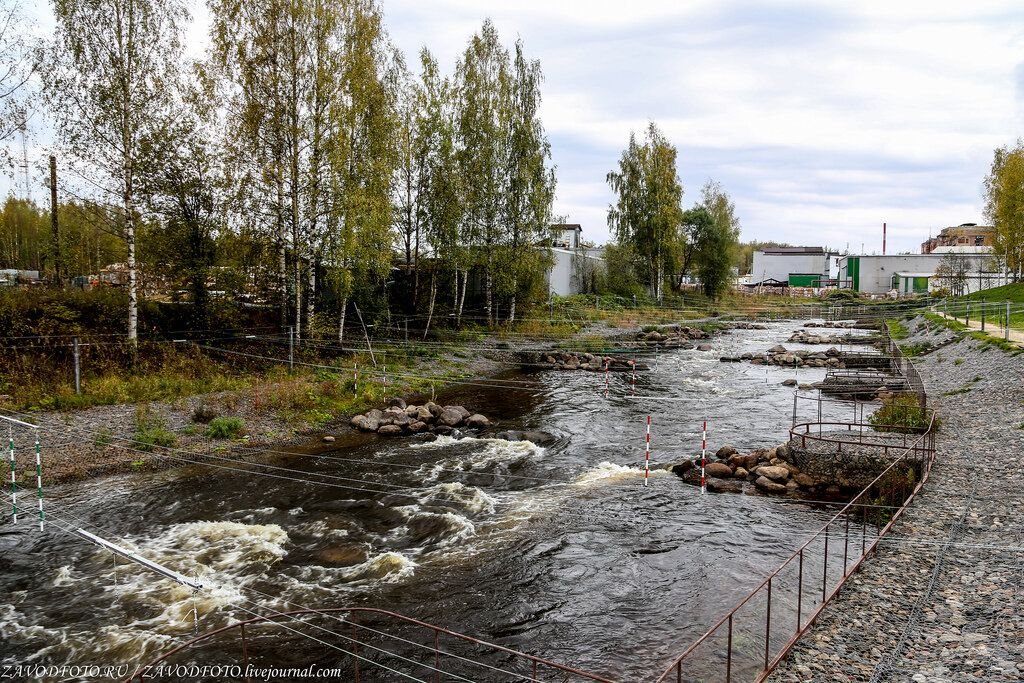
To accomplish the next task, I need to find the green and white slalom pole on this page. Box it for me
[8,426,15,524]
[34,431,43,531]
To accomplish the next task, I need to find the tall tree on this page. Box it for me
[456,20,510,325]
[498,40,556,323]
[416,49,466,324]
[984,141,1024,282]
[0,0,34,149]
[607,122,683,301]
[694,179,740,298]
[47,0,187,341]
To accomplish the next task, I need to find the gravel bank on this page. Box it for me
[770,317,1024,682]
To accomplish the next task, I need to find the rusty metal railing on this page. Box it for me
[126,607,614,683]
[655,414,935,682]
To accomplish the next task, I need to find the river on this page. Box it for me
[0,321,876,681]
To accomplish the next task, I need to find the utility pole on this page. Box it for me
[50,156,60,284]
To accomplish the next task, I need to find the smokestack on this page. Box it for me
[883,222,887,256]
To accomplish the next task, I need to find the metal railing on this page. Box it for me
[127,607,614,683]
[657,321,937,682]
[655,412,936,683]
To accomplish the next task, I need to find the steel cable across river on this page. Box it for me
[0,321,881,681]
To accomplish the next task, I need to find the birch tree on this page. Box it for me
[456,20,510,325]
[607,123,683,301]
[0,0,34,149]
[47,0,187,341]
[984,141,1024,282]
[499,40,555,323]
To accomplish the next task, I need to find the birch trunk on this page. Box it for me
[338,297,347,342]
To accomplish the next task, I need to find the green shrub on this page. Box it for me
[135,424,178,451]
[869,395,932,433]
[206,416,246,439]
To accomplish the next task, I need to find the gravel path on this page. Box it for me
[770,318,1024,682]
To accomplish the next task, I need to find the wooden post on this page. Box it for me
[49,156,60,284]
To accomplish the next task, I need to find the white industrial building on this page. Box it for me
[750,247,839,287]
[545,224,605,297]
[838,250,1007,296]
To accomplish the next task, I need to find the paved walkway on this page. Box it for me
[932,310,1024,345]
[770,318,1024,682]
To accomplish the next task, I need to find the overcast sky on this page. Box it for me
[11,0,1024,253]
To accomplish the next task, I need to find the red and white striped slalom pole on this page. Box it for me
[701,420,707,495]
[353,362,359,397]
[644,415,651,487]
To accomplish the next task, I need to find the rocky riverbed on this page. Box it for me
[769,315,1024,682]
[671,442,856,497]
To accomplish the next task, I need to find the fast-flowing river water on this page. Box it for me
[0,321,877,681]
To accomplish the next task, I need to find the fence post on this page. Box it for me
[72,337,81,395]
[965,302,970,325]
[288,326,295,374]
[981,299,986,332]
[1007,302,1012,341]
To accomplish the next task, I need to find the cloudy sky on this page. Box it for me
[13,0,1024,253]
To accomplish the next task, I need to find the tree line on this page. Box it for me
[1,0,748,341]
[1,0,557,338]
[984,140,1024,282]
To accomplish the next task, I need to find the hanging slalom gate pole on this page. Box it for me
[644,415,651,487]
[8,427,15,524]
[701,420,707,495]
[382,365,388,400]
[353,362,358,397]
[34,431,42,531]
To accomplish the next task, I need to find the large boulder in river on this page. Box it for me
[366,408,384,421]
[768,344,787,355]
[755,476,788,493]
[387,397,407,409]
[414,406,434,423]
[755,465,790,482]
[432,425,454,436]
[465,414,490,428]
[494,430,558,445]
[716,445,737,459]
[378,424,402,436]
[447,405,471,420]
[671,460,694,478]
[407,421,429,434]
[704,462,733,478]
[439,408,465,427]
[350,415,368,430]
[424,401,443,417]
[706,477,743,494]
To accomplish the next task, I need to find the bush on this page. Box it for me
[206,416,246,439]
[869,395,932,433]
[135,424,178,451]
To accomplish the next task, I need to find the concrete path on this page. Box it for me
[770,318,1024,682]
[932,310,1024,345]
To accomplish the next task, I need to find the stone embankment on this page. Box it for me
[770,315,1024,682]
[720,344,845,368]
[671,443,852,497]
[517,351,645,372]
[349,398,490,437]
[787,330,878,345]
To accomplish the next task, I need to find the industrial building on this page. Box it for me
[838,252,1006,296]
[920,224,995,254]
[750,247,839,288]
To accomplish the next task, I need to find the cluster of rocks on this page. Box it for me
[787,330,876,345]
[634,325,714,350]
[671,443,844,496]
[723,322,768,331]
[520,351,646,372]
[804,320,877,330]
[720,345,845,368]
[349,398,490,436]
